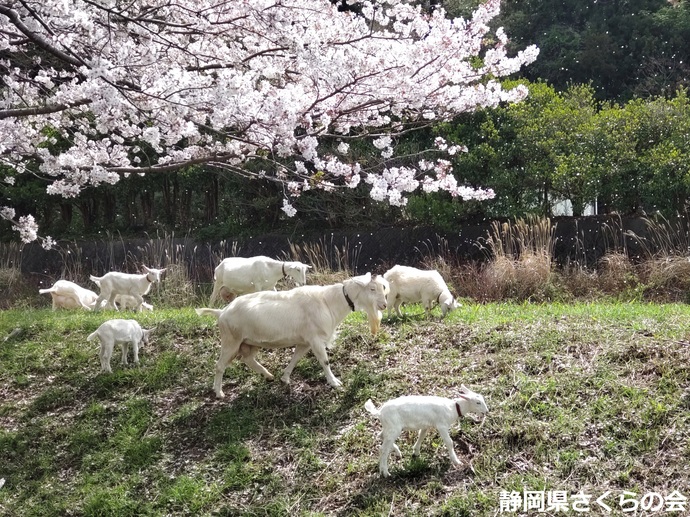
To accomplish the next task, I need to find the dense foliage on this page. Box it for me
[492,0,690,101]
[429,83,690,225]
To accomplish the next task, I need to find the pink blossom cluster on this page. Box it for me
[0,0,538,242]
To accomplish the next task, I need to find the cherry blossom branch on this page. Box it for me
[0,0,538,243]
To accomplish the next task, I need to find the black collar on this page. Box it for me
[455,402,463,418]
[436,291,442,304]
[342,285,355,311]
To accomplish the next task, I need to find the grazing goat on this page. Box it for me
[87,319,153,373]
[90,266,165,311]
[364,386,488,477]
[383,265,459,319]
[196,273,389,398]
[208,256,312,306]
[39,280,98,310]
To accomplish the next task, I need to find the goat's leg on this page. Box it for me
[209,280,222,306]
[121,342,129,366]
[100,341,113,373]
[130,293,144,312]
[280,344,310,384]
[132,341,140,365]
[378,442,393,477]
[394,299,404,318]
[437,428,461,466]
[379,427,402,477]
[376,429,400,455]
[310,342,342,388]
[238,344,273,380]
[213,338,241,398]
[93,294,106,311]
[413,428,429,456]
[106,293,119,310]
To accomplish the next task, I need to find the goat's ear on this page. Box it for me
[307,265,313,269]
[459,384,469,393]
[352,272,372,285]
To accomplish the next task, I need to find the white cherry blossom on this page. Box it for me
[0,0,538,237]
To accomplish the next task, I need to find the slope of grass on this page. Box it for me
[1,303,689,516]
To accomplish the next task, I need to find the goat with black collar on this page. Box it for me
[196,273,389,398]
[365,385,489,477]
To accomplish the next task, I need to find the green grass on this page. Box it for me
[1,303,689,516]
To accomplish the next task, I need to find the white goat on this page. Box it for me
[196,273,389,398]
[90,266,165,311]
[90,278,154,311]
[208,256,312,306]
[39,280,98,310]
[383,265,459,319]
[86,319,153,373]
[364,386,489,477]
[115,295,154,312]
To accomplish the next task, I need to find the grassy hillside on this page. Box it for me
[1,303,689,516]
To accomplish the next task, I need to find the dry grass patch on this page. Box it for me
[597,252,638,294]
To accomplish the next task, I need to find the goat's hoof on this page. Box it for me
[215,391,225,399]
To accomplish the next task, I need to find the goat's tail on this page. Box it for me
[195,308,223,320]
[89,274,104,284]
[364,399,380,417]
[38,287,55,294]
[86,330,99,342]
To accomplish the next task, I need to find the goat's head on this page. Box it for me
[284,261,312,286]
[455,384,489,416]
[219,286,236,304]
[141,328,155,345]
[345,273,390,335]
[142,265,166,283]
[440,294,460,318]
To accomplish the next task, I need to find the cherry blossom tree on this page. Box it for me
[0,0,538,243]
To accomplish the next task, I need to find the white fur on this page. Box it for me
[86,319,153,373]
[114,294,153,311]
[196,273,389,398]
[364,385,488,477]
[208,256,312,306]
[39,280,98,310]
[90,265,164,311]
[383,265,459,319]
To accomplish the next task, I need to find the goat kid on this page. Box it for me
[365,385,488,477]
[90,265,165,311]
[87,319,154,373]
[114,294,154,311]
[196,272,389,398]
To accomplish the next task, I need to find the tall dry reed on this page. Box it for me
[477,217,556,301]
